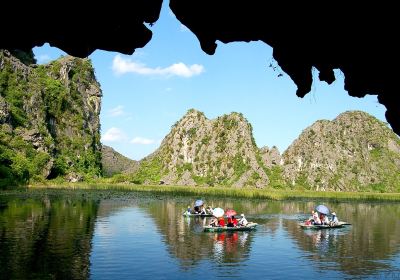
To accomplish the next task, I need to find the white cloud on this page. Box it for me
[101,127,127,142]
[36,54,51,64]
[165,87,172,92]
[130,137,156,145]
[112,55,204,78]
[108,105,125,117]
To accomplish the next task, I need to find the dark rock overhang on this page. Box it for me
[2,0,397,136]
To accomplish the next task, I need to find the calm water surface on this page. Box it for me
[1,190,400,279]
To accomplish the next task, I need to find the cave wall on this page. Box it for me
[1,0,397,135]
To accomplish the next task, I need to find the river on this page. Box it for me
[1,189,399,279]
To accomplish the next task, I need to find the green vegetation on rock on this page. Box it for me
[0,50,102,188]
[120,109,400,192]
[283,111,400,192]
[101,145,138,177]
[125,109,277,188]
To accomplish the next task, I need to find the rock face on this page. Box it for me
[129,109,281,188]
[0,50,102,187]
[101,145,138,177]
[260,146,282,168]
[283,111,400,192]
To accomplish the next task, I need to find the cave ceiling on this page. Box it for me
[2,0,397,136]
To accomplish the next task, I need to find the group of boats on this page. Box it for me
[184,201,351,232]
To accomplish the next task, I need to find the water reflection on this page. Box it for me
[284,202,400,277]
[1,192,400,279]
[143,199,254,268]
[211,232,250,263]
[185,216,208,233]
[139,198,400,277]
[303,227,351,254]
[0,194,98,279]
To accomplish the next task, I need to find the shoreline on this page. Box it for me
[21,183,400,202]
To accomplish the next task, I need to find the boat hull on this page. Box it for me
[183,213,213,217]
[203,222,258,232]
[299,221,351,229]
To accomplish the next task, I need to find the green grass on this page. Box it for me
[28,183,400,202]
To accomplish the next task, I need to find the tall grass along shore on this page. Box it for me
[28,183,400,202]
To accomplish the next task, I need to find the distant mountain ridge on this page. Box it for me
[101,145,138,177]
[121,109,400,192]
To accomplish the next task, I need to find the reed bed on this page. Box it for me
[29,183,400,202]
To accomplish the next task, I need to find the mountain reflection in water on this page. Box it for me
[1,191,400,279]
[0,193,98,279]
[283,201,400,277]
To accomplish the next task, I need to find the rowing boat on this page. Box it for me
[299,221,351,229]
[203,222,258,232]
[183,212,213,217]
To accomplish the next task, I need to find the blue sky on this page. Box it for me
[33,2,387,160]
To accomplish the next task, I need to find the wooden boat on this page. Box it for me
[203,222,258,232]
[183,212,213,217]
[299,221,351,229]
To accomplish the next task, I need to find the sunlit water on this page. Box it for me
[1,190,400,279]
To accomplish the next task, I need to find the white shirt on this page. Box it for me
[238,217,248,226]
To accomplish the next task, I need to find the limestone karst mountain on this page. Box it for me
[282,111,400,192]
[128,109,283,188]
[0,50,102,187]
[127,109,400,192]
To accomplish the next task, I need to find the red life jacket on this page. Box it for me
[218,218,225,227]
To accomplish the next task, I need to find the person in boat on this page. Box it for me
[200,205,207,215]
[209,217,219,227]
[186,206,192,214]
[313,211,322,225]
[330,212,339,226]
[193,206,200,214]
[227,215,238,227]
[218,217,226,227]
[238,213,248,226]
[207,206,213,214]
[320,213,329,225]
[305,210,315,225]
